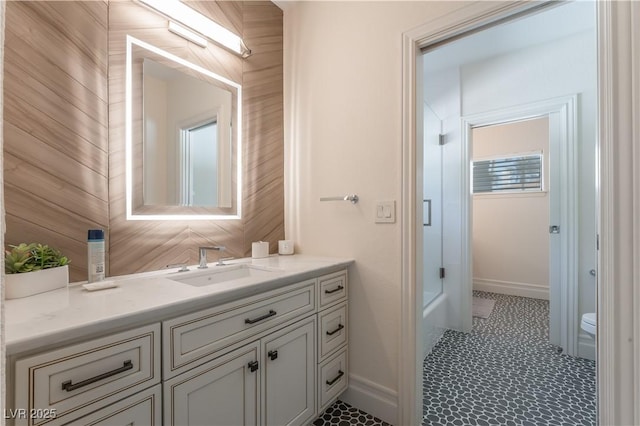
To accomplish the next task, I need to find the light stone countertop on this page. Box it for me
[5,254,353,356]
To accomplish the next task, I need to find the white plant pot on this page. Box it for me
[5,265,69,300]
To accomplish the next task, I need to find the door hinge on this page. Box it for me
[438,134,445,146]
[439,267,445,279]
[597,234,600,250]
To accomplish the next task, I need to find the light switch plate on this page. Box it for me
[375,200,396,223]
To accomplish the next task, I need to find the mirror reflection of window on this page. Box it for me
[180,120,218,207]
[141,57,233,208]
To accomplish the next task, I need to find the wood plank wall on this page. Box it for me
[108,1,284,276]
[3,1,283,281]
[3,1,109,282]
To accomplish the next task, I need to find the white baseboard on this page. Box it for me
[422,293,448,359]
[423,326,445,360]
[578,332,596,360]
[473,278,549,300]
[340,373,397,425]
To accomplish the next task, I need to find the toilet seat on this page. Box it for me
[581,313,596,336]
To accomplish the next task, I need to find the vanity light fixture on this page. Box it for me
[168,21,207,48]
[139,0,251,58]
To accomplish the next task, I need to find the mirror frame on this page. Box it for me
[125,35,242,220]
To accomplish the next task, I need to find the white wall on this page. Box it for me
[282,1,468,422]
[472,118,550,299]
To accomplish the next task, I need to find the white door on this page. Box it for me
[165,343,260,426]
[262,318,316,426]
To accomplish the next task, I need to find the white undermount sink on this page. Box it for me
[169,264,283,287]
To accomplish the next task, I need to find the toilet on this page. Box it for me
[581,313,596,339]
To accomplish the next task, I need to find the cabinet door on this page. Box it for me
[164,342,260,426]
[262,318,316,426]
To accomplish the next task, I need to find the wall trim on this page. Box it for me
[473,278,549,300]
[596,2,614,421]
[341,374,398,426]
[595,2,640,424]
[631,3,640,423]
[422,293,448,359]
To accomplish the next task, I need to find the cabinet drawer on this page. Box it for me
[14,324,160,426]
[318,349,348,412]
[318,271,347,308]
[318,302,348,362]
[60,384,161,426]
[164,280,316,378]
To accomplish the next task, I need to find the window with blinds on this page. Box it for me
[473,153,543,193]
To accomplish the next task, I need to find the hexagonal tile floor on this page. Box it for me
[314,292,595,426]
[312,400,390,426]
[422,291,596,426]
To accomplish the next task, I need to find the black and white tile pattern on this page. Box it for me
[312,400,390,426]
[313,292,595,426]
[422,291,596,426]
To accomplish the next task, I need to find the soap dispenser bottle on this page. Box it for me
[87,229,105,282]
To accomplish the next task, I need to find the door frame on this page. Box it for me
[461,95,579,356]
[399,2,627,425]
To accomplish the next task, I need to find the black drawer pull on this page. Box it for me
[61,360,133,392]
[245,309,277,324]
[268,350,278,361]
[326,370,344,386]
[326,324,344,336]
[248,360,259,372]
[324,285,344,295]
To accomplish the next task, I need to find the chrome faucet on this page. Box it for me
[198,246,226,269]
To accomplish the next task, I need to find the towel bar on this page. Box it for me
[319,195,359,204]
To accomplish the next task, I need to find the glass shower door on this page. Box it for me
[423,104,444,307]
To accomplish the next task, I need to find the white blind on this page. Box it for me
[473,154,542,193]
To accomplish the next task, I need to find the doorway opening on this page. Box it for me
[413,1,597,424]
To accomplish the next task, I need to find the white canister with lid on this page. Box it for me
[252,241,269,259]
[278,240,294,255]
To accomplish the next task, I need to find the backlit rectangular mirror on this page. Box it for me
[126,36,242,220]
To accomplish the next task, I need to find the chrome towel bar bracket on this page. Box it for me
[320,194,359,204]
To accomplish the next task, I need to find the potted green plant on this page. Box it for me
[5,243,70,299]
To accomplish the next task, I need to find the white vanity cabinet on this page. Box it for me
[316,270,349,412]
[162,269,348,426]
[8,263,351,426]
[164,318,316,426]
[12,324,161,426]
[162,279,320,426]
